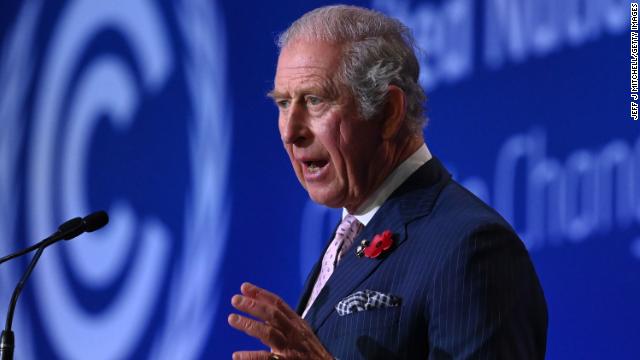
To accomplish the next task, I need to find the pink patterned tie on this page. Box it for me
[302,214,363,318]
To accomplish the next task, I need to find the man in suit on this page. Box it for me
[228,5,547,359]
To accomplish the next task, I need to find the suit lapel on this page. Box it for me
[303,157,451,332]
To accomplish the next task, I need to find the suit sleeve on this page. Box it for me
[426,223,548,360]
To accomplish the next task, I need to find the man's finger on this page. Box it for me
[228,313,286,349]
[231,294,290,330]
[231,350,272,360]
[241,283,299,319]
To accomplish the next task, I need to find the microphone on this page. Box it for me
[0,211,109,265]
[0,211,108,360]
[82,210,109,232]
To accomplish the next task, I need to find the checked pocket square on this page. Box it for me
[335,289,401,316]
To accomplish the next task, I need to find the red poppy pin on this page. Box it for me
[356,230,394,259]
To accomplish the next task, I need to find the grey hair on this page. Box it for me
[277,5,427,132]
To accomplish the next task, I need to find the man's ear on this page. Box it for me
[382,85,407,140]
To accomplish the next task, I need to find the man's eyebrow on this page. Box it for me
[267,84,339,101]
[266,90,285,100]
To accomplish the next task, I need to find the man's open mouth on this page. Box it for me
[304,160,329,173]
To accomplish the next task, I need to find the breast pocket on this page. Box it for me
[329,305,401,337]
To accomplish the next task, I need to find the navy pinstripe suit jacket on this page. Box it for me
[296,157,548,359]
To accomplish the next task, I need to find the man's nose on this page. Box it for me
[281,103,310,145]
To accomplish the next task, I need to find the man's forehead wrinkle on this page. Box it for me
[277,65,333,80]
[275,72,332,94]
[281,64,330,70]
[279,41,343,69]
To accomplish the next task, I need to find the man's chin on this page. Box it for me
[307,189,344,209]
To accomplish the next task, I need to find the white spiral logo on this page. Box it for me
[0,0,230,359]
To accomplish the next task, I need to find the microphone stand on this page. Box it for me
[0,245,45,360]
[0,211,107,359]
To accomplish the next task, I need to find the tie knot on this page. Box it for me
[336,214,363,255]
[340,214,362,236]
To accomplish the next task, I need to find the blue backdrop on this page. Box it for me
[0,0,636,359]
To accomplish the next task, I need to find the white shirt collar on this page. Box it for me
[342,143,432,226]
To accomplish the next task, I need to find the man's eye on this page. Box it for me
[305,96,322,106]
[276,100,290,109]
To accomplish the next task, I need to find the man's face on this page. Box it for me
[271,40,385,210]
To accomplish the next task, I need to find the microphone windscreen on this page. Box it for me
[83,211,109,232]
